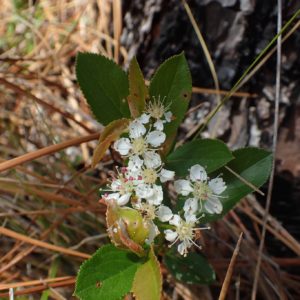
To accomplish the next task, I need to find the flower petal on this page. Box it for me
[164,111,172,122]
[135,183,154,199]
[190,164,207,182]
[146,130,166,147]
[209,178,226,195]
[184,212,197,223]
[160,168,175,183]
[153,119,164,131]
[204,197,223,214]
[183,198,198,214]
[174,179,193,196]
[146,185,163,205]
[146,221,159,244]
[143,151,162,169]
[105,192,120,201]
[114,138,132,156]
[139,113,151,124]
[157,205,173,222]
[164,229,178,242]
[128,155,143,173]
[169,214,181,227]
[129,120,146,139]
[177,241,190,256]
[111,179,122,191]
[117,193,131,206]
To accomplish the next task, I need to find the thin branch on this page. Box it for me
[0,132,100,173]
[0,276,73,290]
[0,227,91,259]
[225,166,265,196]
[181,0,221,104]
[219,232,244,300]
[252,1,282,298]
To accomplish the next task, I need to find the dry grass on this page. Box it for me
[0,1,299,299]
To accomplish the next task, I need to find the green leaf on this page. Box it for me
[127,57,148,118]
[149,53,192,154]
[164,251,215,285]
[131,247,162,300]
[166,139,234,176]
[76,53,130,125]
[75,244,143,300]
[203,147,272,222]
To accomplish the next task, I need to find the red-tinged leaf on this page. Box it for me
[92,118,130,167]
[127,57,148,118]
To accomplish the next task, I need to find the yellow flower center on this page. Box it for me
[138,203,156,220]
[177,221,194,240]
[132,137,147,155]
[146,100,165,119]
[193,181,212,201]
[142,168,158,184]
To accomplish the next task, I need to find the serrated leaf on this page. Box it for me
[202,147,272,223]
[76,53,130,125]
[131,247,162,300]
[75,244,143,300]
[92,118,130,167]
[164,251,215,285]
[127,57,148,118]
[166,139,234,176]
[149,53,192,154]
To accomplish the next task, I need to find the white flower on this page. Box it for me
[101,168,142,206]
[136,183,163,205]
[153,111,173,131]
[142,96,173,131]
[114,121,166,169]
[105,192,131,206]
[134,202,173,223]
[128,119,146,138]
[174,164,226,215]
[164,214,200,256]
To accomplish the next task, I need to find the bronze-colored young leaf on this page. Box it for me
[127,57,148,118]
[131,247,162,300]
[92,118,130,167]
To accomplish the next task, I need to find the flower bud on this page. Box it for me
[106,201,149,256]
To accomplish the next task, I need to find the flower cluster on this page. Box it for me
[101,99,227,256]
